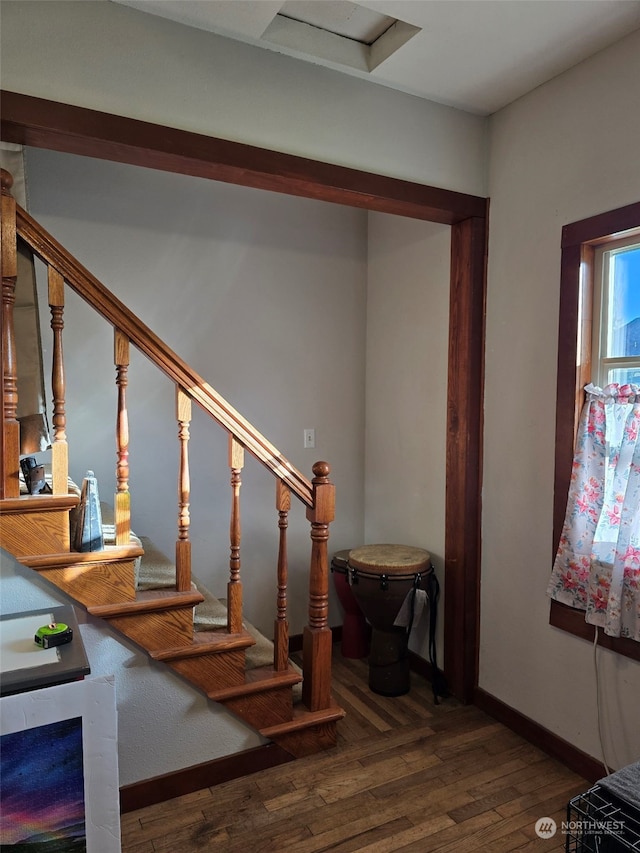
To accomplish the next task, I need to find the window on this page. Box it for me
[591,235,640,387]
[552,202,640,661]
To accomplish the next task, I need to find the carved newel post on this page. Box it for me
[303,461,335,711]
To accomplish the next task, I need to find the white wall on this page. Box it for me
[484,28,640,770]
[24,147,368,638]
[365,214,450,665]
[0,0,487,197]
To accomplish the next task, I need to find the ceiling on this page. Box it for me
[110,0,640,115]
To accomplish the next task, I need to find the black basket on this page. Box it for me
[565,785,640,852]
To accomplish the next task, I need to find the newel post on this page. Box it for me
[0,169,20,498]
[303,461,335,711]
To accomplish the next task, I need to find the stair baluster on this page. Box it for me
[175,387,192,592]
[114,329,131,545]
[48,267,69,495]
[303,461,335,711]
[228,435,244,633]
[1,169,20,498]
[274,480,290,671]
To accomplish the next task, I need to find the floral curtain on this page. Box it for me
[548,383,640,642]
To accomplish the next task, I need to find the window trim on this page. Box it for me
[551,201,640,661]
[591,234,640,387]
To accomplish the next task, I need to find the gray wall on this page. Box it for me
[365,214,450,663]
[24,148,368,638]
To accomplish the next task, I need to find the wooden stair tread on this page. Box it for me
[19,543,144,568]
[0,494,79,513]
[150,629,256,661]
[260,700,346,738]
[88,588,204,618]
[207,664,302,702]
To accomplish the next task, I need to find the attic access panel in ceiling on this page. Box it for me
[261,1,421,72]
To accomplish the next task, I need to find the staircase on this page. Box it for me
[0,168,344,763]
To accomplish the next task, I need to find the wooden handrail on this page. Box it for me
[15,203,314,507]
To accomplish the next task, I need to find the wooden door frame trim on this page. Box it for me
[1,90,488,702]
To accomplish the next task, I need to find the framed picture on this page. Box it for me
[0,675,121,852]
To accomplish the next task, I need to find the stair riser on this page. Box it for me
[270,721,338,758]
[166,650,247,694]
[34,560,137,607]
[223,688,294,729]
[1,508,70,555]
[105,607,196,652]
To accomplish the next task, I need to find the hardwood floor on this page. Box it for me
[121,648,588,852]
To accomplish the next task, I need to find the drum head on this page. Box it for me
[348,544,431,576]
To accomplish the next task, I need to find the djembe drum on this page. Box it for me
[348,544,432,696]
[331,549,371,659]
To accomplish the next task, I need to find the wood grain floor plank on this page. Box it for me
[222,822,313,853]
[513,837,566,852]
[120,807,207,847]
[333,814,458,853]
[348,683,427,727]
[118,841,155,853]
[303,791,381,836]
[298,811,420,853]
[148,818,230,852]
[134,784,217,825]
[392,809,504,853]
[447,785,522,823]
[467,756,566,799]
[479,828,532,851]
[514,760,580,794]
[263,785,321,812]
[496,776,588,819]
[461,792,580,850]
[331,681,394,732]
[316,755,412,804]
[371,752,528,802]
[321,817,416,853]
[120,649,590,853]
